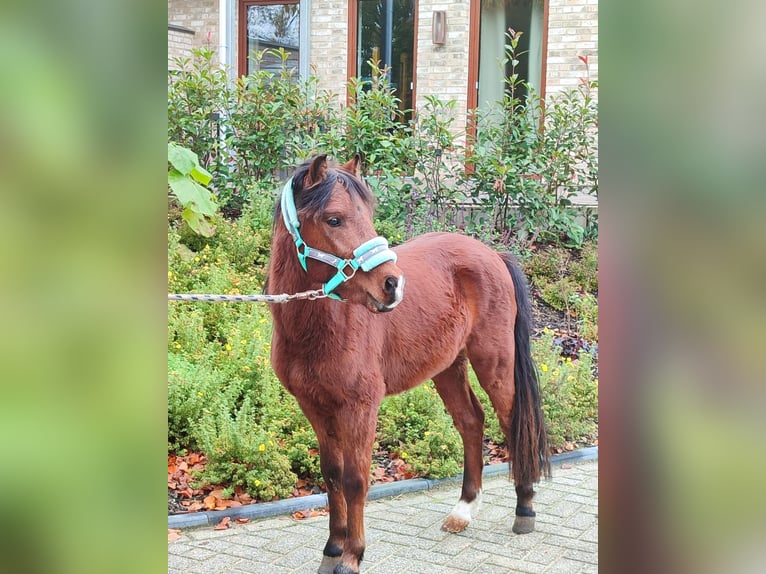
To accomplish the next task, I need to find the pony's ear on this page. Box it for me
[304,154,328,188]
[341,153,363,177]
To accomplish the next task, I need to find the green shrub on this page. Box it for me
[534,329,598,449]
[571,291,598,341]
[377,383,463,479]
[570,241,598,294]
[523,245,568,286]
[540,276,578,312]
[461,30,597,248]
[192,398,296,500]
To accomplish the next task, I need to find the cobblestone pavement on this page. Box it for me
[168,459,597,573]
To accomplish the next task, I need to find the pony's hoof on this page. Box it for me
[332,564,359,574]
[318,555,341,574]
[512,515,535,534]
[441,515,470,533]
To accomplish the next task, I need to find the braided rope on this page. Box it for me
[168,288,328,303]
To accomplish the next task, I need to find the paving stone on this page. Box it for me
[167,459,598,574]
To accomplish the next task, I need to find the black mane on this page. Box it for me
[281,157,376,220]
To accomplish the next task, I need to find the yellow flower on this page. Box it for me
[194,256,200,262]
[258,444,266,452]
[225,343,232,351]
[241,340,247,345]
[197,391,204,397]
[254,479,260,486]
[167,270,173,278]
[400,452,408,459]
[540,364,549,372]
[174,342,181,349]
[567,375,575,382]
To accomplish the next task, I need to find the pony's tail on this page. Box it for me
[501,253,552,485]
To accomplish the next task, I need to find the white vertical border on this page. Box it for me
[299,0,310,79]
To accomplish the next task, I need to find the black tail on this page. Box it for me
[501,253,551,485]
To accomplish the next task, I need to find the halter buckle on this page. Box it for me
[339,261,358,280]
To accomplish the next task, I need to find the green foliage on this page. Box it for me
[192,397,296,500]
[462,30,598,248]
[168,142,217,236]
[521,241,598,341]
[534,329,599,449]
[523,245,568,286]
[377,383,463,479]
[540,276,579,312]
[569,241,599,294]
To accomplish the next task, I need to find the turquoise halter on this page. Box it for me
[280,177,398,301]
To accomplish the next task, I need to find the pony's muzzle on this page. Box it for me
[382,275,405,310]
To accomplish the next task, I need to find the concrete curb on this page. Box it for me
[168,446,597,529]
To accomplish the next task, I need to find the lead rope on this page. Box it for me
[167,288,329,303]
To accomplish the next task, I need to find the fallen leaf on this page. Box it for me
[235,518,250,524]
[203,495,217,510]
[187,501,203,512]
[168,529,182,542]
[214,517,231,530]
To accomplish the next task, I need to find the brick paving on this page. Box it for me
[168,459,597,573]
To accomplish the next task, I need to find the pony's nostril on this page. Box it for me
[384,276,398,296]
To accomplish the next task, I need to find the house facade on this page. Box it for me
[168,0,597,134]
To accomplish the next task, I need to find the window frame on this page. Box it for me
[467,0,549,112]
[347,0,418,109]
[237,0,309,78]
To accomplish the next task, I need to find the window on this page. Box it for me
[238,0,308,78]
[469,0,547,110]
[352,0,416,116]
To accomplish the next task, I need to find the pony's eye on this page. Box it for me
[326,217,342,227]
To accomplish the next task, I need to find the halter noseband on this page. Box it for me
[280,177,398,301]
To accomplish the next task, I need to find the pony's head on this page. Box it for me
[278,154,405,313]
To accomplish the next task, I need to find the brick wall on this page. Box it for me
[415,0,471,142]
[168,26,196,69]
[545,0,598,99]
[168,0,220,56]
[309,1,351,105]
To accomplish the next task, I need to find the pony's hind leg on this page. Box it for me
[433,353,486,533]
[470,351,546,535]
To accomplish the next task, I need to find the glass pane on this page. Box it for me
[478,0,544,108]
[357,0,415,115]
[246,3,300,75]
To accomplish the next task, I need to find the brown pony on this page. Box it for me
[267,155,550,574]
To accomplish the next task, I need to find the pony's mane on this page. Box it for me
[279,157,376,221]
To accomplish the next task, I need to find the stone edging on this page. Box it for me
[168,446,597,529]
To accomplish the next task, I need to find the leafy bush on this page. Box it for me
[534,329,598,449]
[462,30,598,248]
[540,276,579,312]
[193,398,296,501]
[569,241,598,294]
[377,383,463,479]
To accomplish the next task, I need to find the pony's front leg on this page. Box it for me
[299,407,347,574]
[333,408,378,574]
[317,440,346,574]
